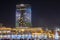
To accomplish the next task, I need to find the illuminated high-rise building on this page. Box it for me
[16,4,32,27]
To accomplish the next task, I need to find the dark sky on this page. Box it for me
[0,0,60,28]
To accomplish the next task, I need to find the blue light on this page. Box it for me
[27,35,32,39]
[17,35,21,39]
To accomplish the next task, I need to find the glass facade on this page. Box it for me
[16,4,32,27]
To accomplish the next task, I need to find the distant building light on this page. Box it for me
[3,31,6,33]
[55,28,60,31]
[55,31,59,39]
[0,31,1,33]
[20,8,26,10]
[7,31,11,33]
[21,29,24,31]
[57,28,60,31]
[20,4,25,7]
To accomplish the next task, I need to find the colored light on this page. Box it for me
[55,31,59,39]
[21,29,24,32]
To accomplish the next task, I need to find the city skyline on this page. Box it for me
[0,0,60,28]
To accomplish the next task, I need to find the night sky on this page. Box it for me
[0,0,60,28]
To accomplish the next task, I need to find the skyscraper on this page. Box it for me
[16,4,32,27]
